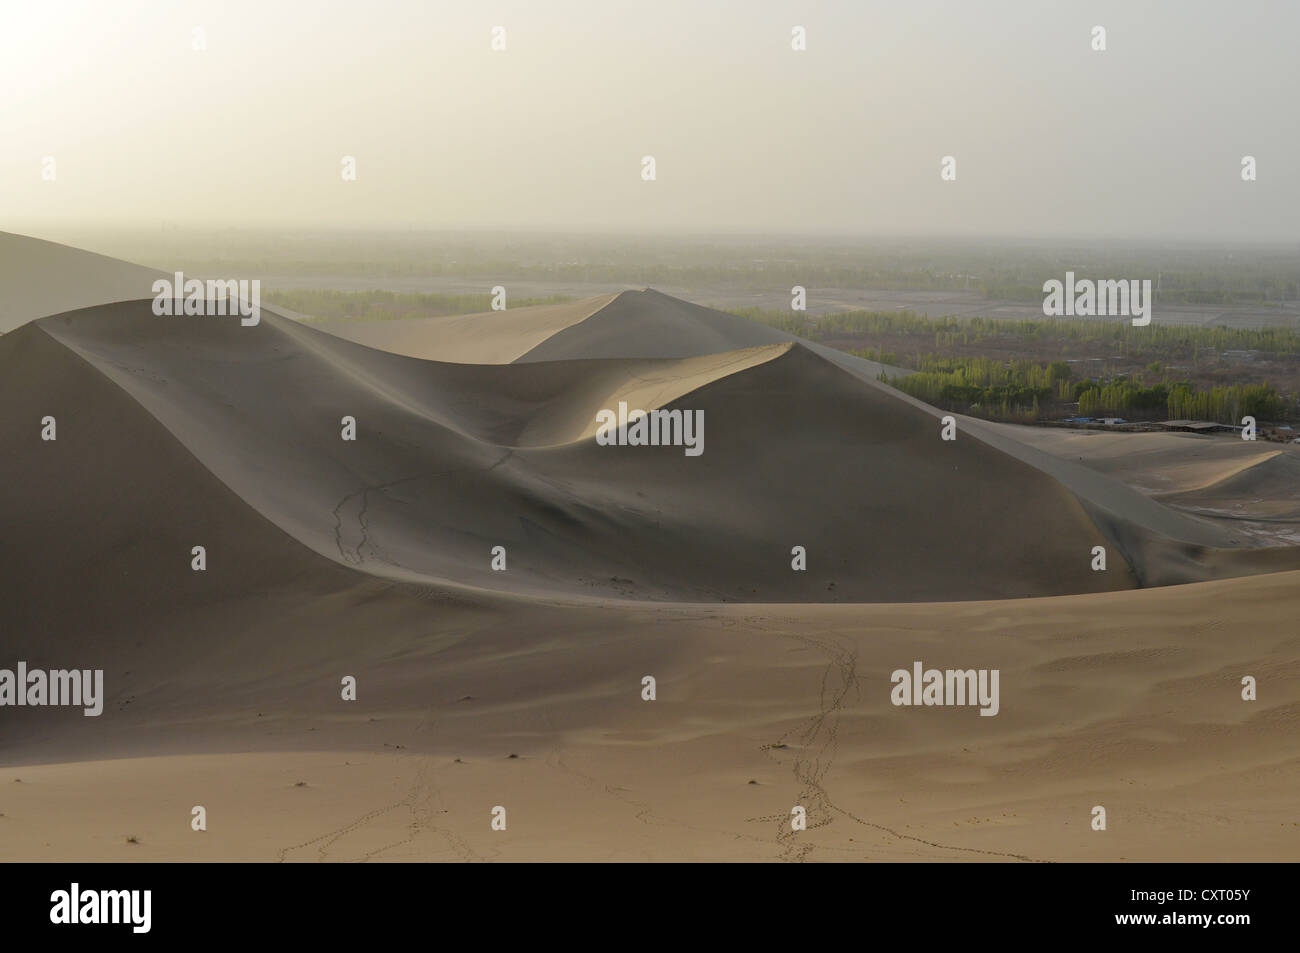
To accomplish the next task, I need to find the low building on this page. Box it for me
[1157,420,1236,433]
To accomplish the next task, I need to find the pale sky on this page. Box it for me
[2,0,1297,240]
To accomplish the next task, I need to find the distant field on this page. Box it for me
[261,276,1300,328]
[265,287,575,323]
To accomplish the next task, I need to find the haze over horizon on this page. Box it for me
[3,0,1297,241]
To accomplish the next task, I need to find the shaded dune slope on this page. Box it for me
[8,298,1188,602]
[436,288,1257,574]
[0,320,403,751]
[0,231,166,333]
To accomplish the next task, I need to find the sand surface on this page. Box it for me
[312,293,621,364]
[0,231,165,332]
[3,575,1296,861]
[1,232,1296,861]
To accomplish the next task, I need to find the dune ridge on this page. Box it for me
[311,286,909,381]
[311,292,623,364]
[16,289,1300,602]
[11,298,1147,602]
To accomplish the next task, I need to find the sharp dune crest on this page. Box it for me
[514,287,792,362]
[311,292,623,364]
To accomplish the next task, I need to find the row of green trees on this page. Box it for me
[889,366,1051,419]
[851,346,901,366]
[734,306,1300,359]
[884,355,1291,424]
[1077,381,1285,421]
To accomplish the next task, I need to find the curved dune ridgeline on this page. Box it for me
[8,297,1134,602]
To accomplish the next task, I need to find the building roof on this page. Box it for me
[1159,420,1229,431]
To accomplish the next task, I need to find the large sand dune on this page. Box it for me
[515,288,791,362]
[0,231,165,333]
[22,299,1142,602]
[2,232,1297,862]
[312,289,788,364]
[981,423,1300,549]
[313,286,906,381]
[312,293,622,364]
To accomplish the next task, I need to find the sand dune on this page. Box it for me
[0,231,165,333]
[312,286,907,382]
[983,423,1300,548]
[3,567,1296,861]
[18,291,1300,604]
[1154,451,1300,551]
[516,288,792,361]
[314,289,788,364]
[983,424,1285,496]
[3,233,1298,862]
[312,293,622,364]
[1159,450,1300,518]
[20,300,1136,602]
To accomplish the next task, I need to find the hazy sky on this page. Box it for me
[3,0,1297,240]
